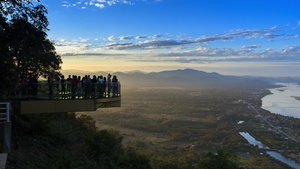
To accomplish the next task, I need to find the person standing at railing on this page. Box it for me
[91,75,97,98]
[32,75,38,96]
[66,75,72,97]
[48,76,53,99]
[98,75,104,98]
[28,75,33,95]
[86,75,91,98]
[61,75,66,95]
[107,74,112,97]
[103,77,107,97]
[82,76,87,99]
[55,76,60,95]
[77,76,82,98]
[71,75,80,99]
[19,76,26,96]
[112,75,118,97]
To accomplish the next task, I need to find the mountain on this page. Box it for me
[114,69,277,89]
[62,68,299,89]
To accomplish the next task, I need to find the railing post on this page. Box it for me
[0,102,11,153]
[6,103,9,122]
[0,102,9,122]
[119,83,121,96]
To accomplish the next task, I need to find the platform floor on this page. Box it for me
[0,153,7,169]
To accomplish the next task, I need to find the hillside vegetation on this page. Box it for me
[7,113,151,169]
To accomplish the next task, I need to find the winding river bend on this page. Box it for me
[239,132,300,169]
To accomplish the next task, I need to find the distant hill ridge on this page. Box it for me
[62,68,280,88]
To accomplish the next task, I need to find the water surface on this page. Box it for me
[239,132,300,169]
[261,83,300,119]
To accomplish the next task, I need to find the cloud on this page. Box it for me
[105,27,278,51]
[152,34,162,38]
[135,47,300,64]
[285,34,299,40]
[62,1,72,7]
[95,3,105,8]
[135,35,147,39]
[153,45,300,62]
[120,36,133,40]
[279,45,300,58]
[60,52,128,57]
[262,33,284,39]
[107,0,117,6]
[80,37,90,42]
[54,41,93,54]
[54,24,300,65]
[108,35,118,41]
[62,0,161,9]
[241,45,261,49]
[298,21,300,26]
[158,47,250,57]
[106,39,183,50]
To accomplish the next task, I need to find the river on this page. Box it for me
[261,83,300,119]
[239,132,300,169]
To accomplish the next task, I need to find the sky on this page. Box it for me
[39,0,300,77]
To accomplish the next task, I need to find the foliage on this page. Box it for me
[7,113,152,169]
[120,147,151,169]
[244,157,286,169]
[197,149,241,169]
[0,0,62,97]
[0,0,39,16]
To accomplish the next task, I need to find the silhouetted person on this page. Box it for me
[32,75,38,96]
[91,75,97,98]
[71,75,79,99]
[86,75,91,98]
[112,75,118,97]
[98,75,104,98]
[82,76,87,99]
[61,75,66,95]
[48,76,53,99]
[19,76,26,96]
[55,76,60,94]
[77,76,82,98]
[66,75,72,97]
[107,74,112,97]
[103,77,107,97]
[28,75,33,95]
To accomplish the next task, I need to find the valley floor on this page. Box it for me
[84,86,300,168]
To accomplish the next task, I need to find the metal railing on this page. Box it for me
[3,81,121,100]
[0,102,9,122]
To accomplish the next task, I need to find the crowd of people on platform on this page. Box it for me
[19,75,39,96]
[18,73,120,99]
[48,74,119,99]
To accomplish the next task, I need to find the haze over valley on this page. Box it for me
[2,0,300,168]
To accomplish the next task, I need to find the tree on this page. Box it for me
[0,0,62,97]
[198,149,242,169]
[0,0,38,16]
[8,5,61,77]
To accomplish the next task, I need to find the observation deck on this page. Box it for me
[1,82,121,114]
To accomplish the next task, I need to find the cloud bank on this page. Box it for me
[62,0,161,9]
[105,27,278,50]
[55,25,300,64]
